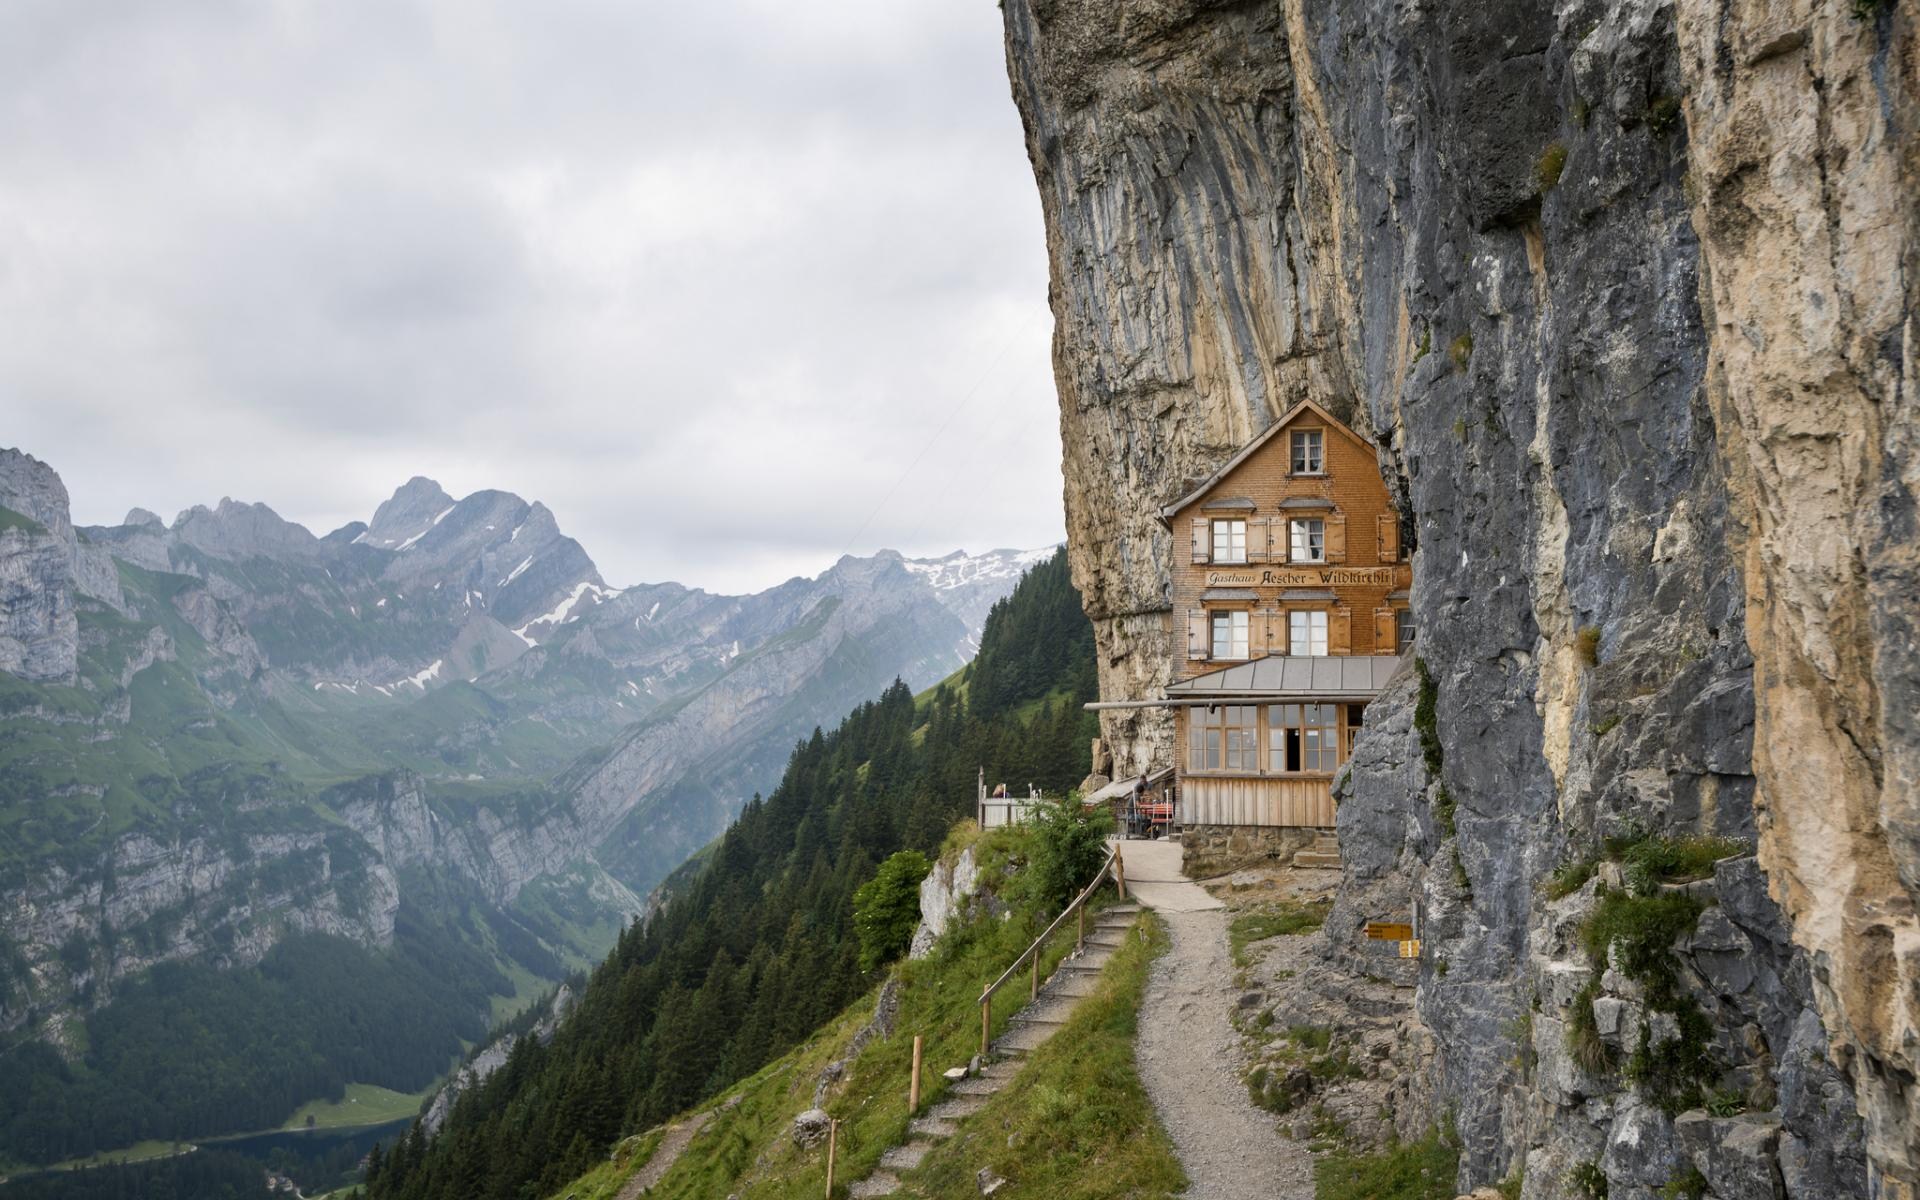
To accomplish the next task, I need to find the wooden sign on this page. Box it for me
[1204,567,1400,588]
[1364,921,1414,941]
[1398,939,1422,959]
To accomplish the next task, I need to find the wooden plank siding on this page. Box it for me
[1180,775,1336,827]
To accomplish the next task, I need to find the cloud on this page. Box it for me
[0,0,1062,594]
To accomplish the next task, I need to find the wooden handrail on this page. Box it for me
[978,845,1124,1056]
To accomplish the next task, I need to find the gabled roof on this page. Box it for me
[1165,653,1406,698]
[1158,398,1377,522]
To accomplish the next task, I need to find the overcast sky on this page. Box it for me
[0,0,1063,594]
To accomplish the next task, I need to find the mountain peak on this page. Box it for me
[365,477,458,550]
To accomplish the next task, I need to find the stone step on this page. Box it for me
[994,1022,1060,1054]
[849,1172,902,1198]
[1055,954,1114,974]
[1102,903,1143,915]
[909,1115,958,1139]
[1047,976,1100,998]
[879,1141,935,1173]
[1011,996,1077,1026]
[948,1076,1003,1096]
[1292,850,1342,869]
[981,1059,1023,1080]
[930,1094,991,1122]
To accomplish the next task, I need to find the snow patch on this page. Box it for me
[394,504,457,551]
[501,557,534,587]
[401,659,444,690]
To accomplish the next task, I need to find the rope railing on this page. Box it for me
[977,845,1127,1057]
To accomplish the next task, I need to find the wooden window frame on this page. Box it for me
[1209,608,1251,661]
[1289,428,1326,476]
[1210,517,1248,564]
[1288,516,1326,564]
[1288,609,1329,657]
[1187,704,1260,774]
[1266,702,1343,776]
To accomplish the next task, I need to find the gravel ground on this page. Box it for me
[1137,907,1316,1200]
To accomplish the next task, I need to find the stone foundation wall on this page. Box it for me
[1178,824,1328,879]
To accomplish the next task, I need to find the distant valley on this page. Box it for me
[0,445,1047,1166]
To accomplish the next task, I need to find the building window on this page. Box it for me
[1211,518,1247,564]
[1291,429,1324,474]
[1268,703,1341,773]
[1210,610,1250,660]
[1289,610,1328,657]
[1396,609,1417,653]
[1190,704,1258,772]
[1345,703,1365,759]
[1289,517,1325,563]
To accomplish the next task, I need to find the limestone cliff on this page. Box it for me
[1003,0,1913,1196]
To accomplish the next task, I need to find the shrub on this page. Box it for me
[851,849,932,970]
[1567,978,1613,1073]
[1612,834,1746,894]
[1660,1166,1708,1200]
[1544,857,1597,900]
[1536,142,1569,190]
[1023,794,1114,911]
[1576,626,1602,666]
[1449,333,1474,371]
[1580,888,1704,996]
[1315,1127,1460,1200]
[1570,1160,1609,1198]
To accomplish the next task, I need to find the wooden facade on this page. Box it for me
[1158,399,1413,830]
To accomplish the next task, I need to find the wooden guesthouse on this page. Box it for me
[1096,398,1414,854]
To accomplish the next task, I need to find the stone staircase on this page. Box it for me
[846,903,1143,1198]
[1291,834,1341,870]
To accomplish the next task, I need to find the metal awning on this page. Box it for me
[1084,768,1176,803]
[1201,588,1261,601]
[1165,654,1407,699]
[1277,496,1335,508]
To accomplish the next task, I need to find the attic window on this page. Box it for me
[1291,429,1324,474]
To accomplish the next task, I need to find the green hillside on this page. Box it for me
[363,549,1098,1200]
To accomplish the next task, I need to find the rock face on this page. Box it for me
[1003,0,1913,1195]
[0,448,123,682]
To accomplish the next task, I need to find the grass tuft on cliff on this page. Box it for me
[1314,1125,1460,1200]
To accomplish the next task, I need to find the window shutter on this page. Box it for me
[1191,517,1210,564]
[1246,517,1268,564]
[1377,512,1401,562]
[1187,609,1209,660]
[1326,512,1348,563]
[1373,607,1397,654]
[1280,519,1294,564]
[1261,608,1285,656]
[1330,606,1352,655]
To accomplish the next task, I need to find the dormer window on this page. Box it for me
[1289,517,1325,563]
[1290,429,1324,474]
[1210,518,1247,564]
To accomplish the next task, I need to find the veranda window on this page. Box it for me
[1190,705,1259,772]
[1268,703,1341,773]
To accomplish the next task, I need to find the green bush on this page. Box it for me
[1570,1160,1609,1198]
[1023,794,1113,911]
[1544,857,1597,900]
[1536,141,1569,190]
[852,849,933,971]
[1315,1127,1460,1200]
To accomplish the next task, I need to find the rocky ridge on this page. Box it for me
[1002,1,1912,1196]
[0,450,1045,1050]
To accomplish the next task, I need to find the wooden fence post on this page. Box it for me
[910,1035,923,1113]
[1077,903,1085,953]
[981,998,990,1058]
[1030,950,1038,1000]
[1115,848,1127,901]
[825,1118,838,1198]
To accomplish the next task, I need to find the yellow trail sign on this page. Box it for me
[1364,922,1413,941]
[1398,939,1422,959]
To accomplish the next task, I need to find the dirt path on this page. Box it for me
[615,1111,711,1200]
[1122,841,1315,1200]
